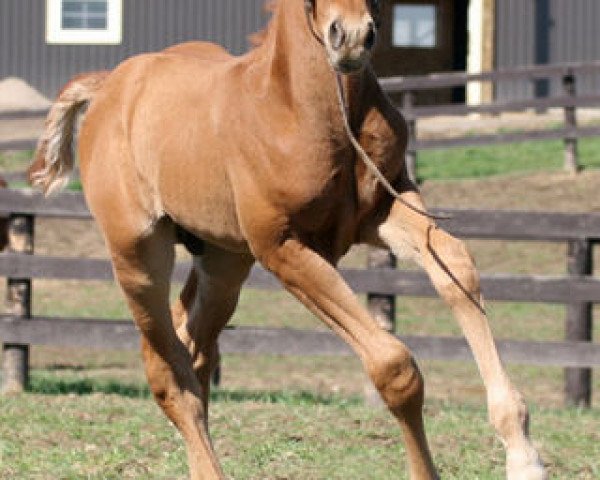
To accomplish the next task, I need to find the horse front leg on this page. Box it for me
[371,190,546,480]
[254,236,439,480]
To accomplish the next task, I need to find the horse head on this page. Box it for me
[305,0,380,73]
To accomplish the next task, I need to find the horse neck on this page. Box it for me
[255,0,367,129]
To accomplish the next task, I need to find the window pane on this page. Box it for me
[87,17,107,29]
[88,1,108,14]
[61,0,108,30]
[62,17,84,29]
[394,18,411,46]
[62,1,83,13]
[393,4,437,48]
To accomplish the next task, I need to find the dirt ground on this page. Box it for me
[422,168,600,212]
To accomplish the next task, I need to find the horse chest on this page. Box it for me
[278,161,358,234]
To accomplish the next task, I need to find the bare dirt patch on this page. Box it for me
[422,169,600,212]
[0,77,50,112]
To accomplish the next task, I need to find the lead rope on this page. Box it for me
[336,75,484,313]
[304,2,485,313]
[304,1,450,221]
[333,74,451,221]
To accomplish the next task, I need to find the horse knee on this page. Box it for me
[427,229,481,307]
[368,343,424,414]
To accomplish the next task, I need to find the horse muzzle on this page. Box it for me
[325,17,377,73]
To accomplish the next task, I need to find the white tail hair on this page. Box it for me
[29,71,108,195]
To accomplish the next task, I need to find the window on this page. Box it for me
[393,4,437,48]
[46,0,122,44]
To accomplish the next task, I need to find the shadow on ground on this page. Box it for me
[26,373,363,406]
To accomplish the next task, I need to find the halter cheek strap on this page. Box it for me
[304,0,325,46]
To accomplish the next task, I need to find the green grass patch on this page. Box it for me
[28,373,151,398]
[417,136,600,181]
[27,372,362,406]
[0,150,31,171]
[0,388,598,479]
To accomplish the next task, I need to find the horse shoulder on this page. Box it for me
[361,82,408,161]
[354,82,410,209]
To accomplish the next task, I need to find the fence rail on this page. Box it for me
[2,61,600,405]
[0,189,599,406]
[1,317,598,369]
[2,61,600,177]
[377,61,600,179]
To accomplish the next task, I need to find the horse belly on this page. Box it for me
[157,140,248,253]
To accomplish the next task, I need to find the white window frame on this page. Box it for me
[46,0,123,45]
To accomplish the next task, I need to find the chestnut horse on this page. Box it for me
[30,1,546,478]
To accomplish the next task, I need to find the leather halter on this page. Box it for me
[304,0,325,46]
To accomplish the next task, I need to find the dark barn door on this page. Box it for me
[372,0,468,104]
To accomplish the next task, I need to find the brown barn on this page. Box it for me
[1,1,599,105]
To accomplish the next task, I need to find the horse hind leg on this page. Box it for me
[375,190,546,480]
[101,216,224,479]
[171,245,254,414]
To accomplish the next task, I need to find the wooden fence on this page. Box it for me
[379,60,600,180]
[2,62,600,406]
[0,189,599,406]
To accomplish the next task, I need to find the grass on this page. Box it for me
[2,128,600,477]
[0,382,598,479]
[0,150,31,171]
[417,136,600,181]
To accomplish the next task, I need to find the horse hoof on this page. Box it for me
[506,449,547,480]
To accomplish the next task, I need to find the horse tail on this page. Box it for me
[29,71,109,195]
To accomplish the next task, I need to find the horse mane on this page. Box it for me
[248,0,278,48]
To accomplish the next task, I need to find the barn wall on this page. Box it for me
[0,0,268,98]
[494,0,535,101]
[548,0,600,97]
[4,0,600,103]
[495,0,600,102]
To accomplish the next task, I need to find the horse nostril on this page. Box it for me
[328,19,346,51]
[364,22,376,51]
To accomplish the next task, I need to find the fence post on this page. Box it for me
[364,247,396,406]
[367,248,396,332]
[402,90,418,184]
[565,239,592,407]
[562,71,579,174]
[2,214,34,394]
